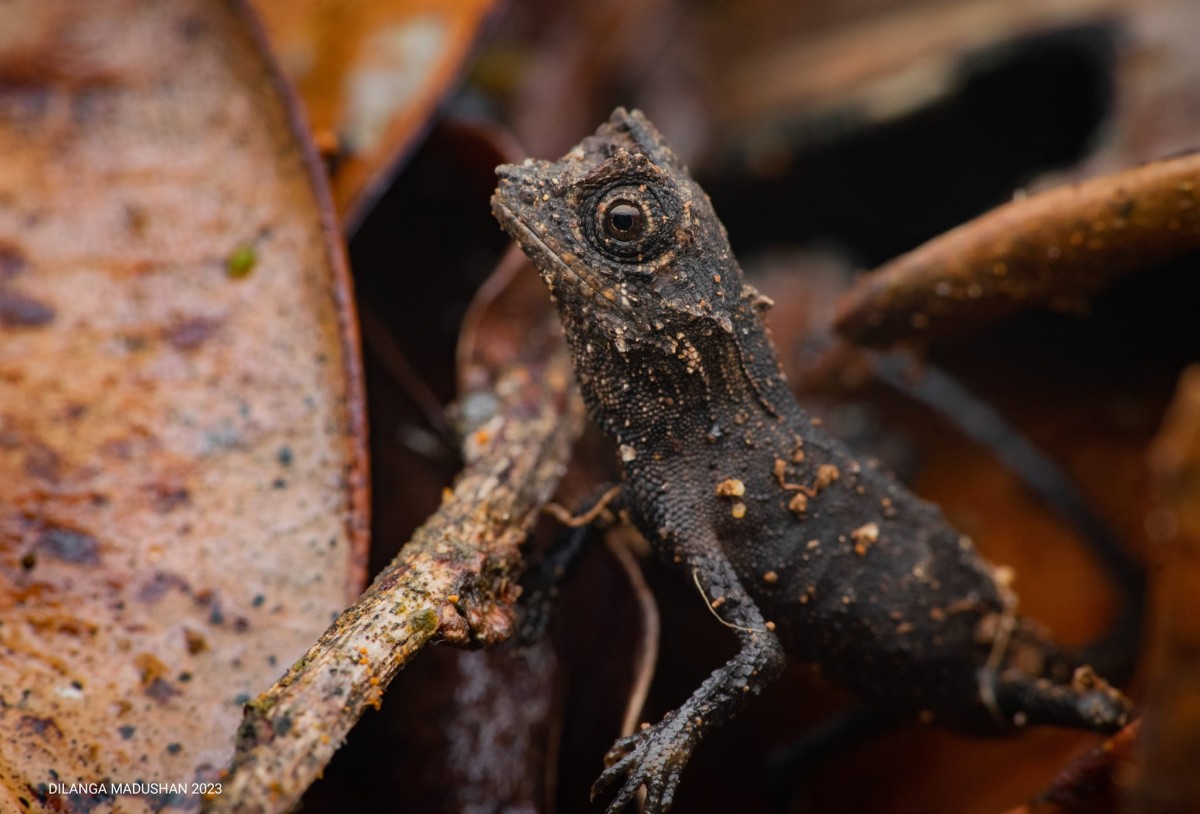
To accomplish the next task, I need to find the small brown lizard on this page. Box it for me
[492,108,1130,813]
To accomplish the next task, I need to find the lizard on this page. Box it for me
[491,107,1131,813]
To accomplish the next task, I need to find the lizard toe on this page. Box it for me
[592,714,694,813]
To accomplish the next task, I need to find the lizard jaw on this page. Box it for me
[492,197,628,313]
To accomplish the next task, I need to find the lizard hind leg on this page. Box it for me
[987,666,1130,734]
[974,614,1131,734]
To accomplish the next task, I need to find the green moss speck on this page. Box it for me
[227,245,257,279]
[410,608,438,635]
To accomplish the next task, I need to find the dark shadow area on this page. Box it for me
[703,23,1118,265]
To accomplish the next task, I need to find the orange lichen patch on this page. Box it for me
[183,629,209,655]
[134,653,173,688]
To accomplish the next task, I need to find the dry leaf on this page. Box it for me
[1132,365,1200,812]
[0,1,367,810]
[252,0,499,229]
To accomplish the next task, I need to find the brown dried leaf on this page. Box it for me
[0,1,367,810]
[1130,364,1200,812]
[1002,721,1138,814]
[834,152,1200,347]
[252,0,499,229]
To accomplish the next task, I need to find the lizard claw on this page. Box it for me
[591,712,693,813]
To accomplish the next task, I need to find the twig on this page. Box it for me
[543,484,623,527]
[835,151,1200,347]
[606,532,660,739]
[206,332,583,814]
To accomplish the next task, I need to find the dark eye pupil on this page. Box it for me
[605,202,643,241]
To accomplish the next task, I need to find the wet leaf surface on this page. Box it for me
[0,1,367,810]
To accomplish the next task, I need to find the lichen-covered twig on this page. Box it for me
[206,331,583,814]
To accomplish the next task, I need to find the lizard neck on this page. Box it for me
[560,286,795,452]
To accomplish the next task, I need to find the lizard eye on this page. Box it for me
[604,201,644,241]
[585,182,678,263]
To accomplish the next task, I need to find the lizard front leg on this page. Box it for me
[592,549,785,814]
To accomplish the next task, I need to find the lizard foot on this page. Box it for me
[591,711,696,814]
[993,666,1131,733]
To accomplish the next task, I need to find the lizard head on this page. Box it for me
[492,108,741,355]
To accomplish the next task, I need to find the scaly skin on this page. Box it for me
[492,108,1130,813]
